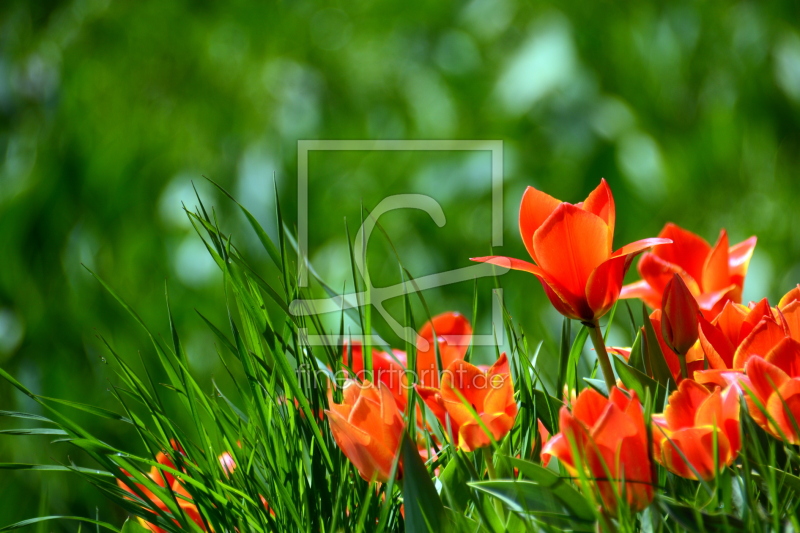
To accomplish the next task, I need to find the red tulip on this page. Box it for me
[472,180,670,322]
[117,449,205,533]
[341,312,472,393]
[661,274,700,356]
[742,338,800,444]
[649,309,705,383]
[698,298,791,371]
[415,312,472,388]
[652,380,740,480]
[621,223,757,318]
[542,387,653,515]
[416,353,517,452]
[341,340,408,404]
[326,380,406,483]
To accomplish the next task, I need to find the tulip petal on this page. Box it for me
[698,313,736,369]
[728,236,758,294]
[714,301,749,342]
[483,376,516,417]
[637,252,701,296]
[416,386,448,426]
[532,203,610,297]
[721,386,742,454]
[519,186,562,263]
[740,299,775,341]
[702,230,731,294]
[327,409,381,482]
[694,389,724,428]
[471,255,584,319]
[664,379,710,430]
[611,238,674,259]
[585,254,629,321]
[766,378,800,444]
[733,318,789,369]
[416,312,472,387]
[660,426,731,481]
[693,369,745,390]
[585,238,672,319]
[541,433,574,470]
[592,402,639,448]
[457,412,514,452]
[487,352,510,377]
[573,387,611,429]
[582,178,616,247]
[440,360,490,427]
[653,223,712,285]
[765,338,800,377]
[620,278,662,309]
[781,300,800,341]
[745,356,790,402]
[779,285,800,310]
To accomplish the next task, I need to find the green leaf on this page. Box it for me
[659,499,746,532]
[0,428,68,436]
[0,517,120,533]
[505,457,595,522]
[556,318,571,398]
[438,453,472,513]
[469,480,594,531]
[0,411,54,424]
[120,519,150,533]
[0,464,112,477]
[565,326,590,393]
[583,378,608,397]
[613,352,666,406]
[627,328,646,373]
[401,432,445,532]
[531,389,563,435]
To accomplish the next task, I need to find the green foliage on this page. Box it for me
[0,190,797,533]
[2,0,800,528]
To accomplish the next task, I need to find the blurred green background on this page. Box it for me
[2,0,800,525]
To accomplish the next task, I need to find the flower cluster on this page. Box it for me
[118,179,799,527]
[327,312,517,479]
[318,178,800,521]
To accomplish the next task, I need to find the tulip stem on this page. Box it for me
[678,352,689,380]
[482,446,506,522]
[588,321,616,393]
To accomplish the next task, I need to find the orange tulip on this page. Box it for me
[542,387,653,515]
[698,298,792,371]
[741,338,800,443]
[415,311,472,388]
[621,223,757,318]
[341,312,472,393]
[341,340,408,403]
[472,179,670,322]
[416,353,517,452]
[117,450,205,533]
[326,380,406,483]
[652,380,740,480]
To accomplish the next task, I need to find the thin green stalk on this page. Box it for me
[677,351,689,381]
[588,320,616,393]
[482,446,505,523]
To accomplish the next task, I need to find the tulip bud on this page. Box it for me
[661,274,700,355]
